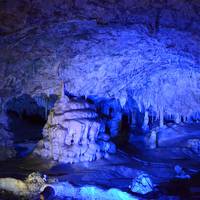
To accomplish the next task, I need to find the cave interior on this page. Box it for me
[0,0,200,199]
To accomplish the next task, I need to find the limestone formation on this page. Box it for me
[0,172,46,197]
[34,95,116,163]
[41,182,137,200]
[1,18,200,130]
[142,111,149,132]
[0,0,200,152]
[147,130,157,149]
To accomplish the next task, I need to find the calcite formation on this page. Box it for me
[34,95,115,163]
[0,172,47,197]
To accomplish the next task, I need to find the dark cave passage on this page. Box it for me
[7,110,45,143]
[118,114,130,146]
[4,94,58,157]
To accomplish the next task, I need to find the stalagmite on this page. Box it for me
[34,94,116,163]
[148,130,157,149]
[159,108,164,127]
[142,111,149,132]
[60,80,65,99]
[174,113,181,124]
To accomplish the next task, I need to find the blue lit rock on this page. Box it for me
[130,173,154,194]
[34,95,115,163]
[147,130,157,149]
[97,141,116,154]
[41,182,137,200]
[0,1,200,154]
[187,139,200,155]
[174,165,191,179]
[0,19,200,129]
[97,133,110,141]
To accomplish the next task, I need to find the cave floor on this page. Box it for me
[0,124,200,199]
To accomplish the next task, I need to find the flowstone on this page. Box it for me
[34,95,115,163]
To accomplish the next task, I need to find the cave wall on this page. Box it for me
[0,0,200,159]
[1,19,199,124]
[1,0,200,35]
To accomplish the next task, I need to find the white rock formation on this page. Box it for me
[0,172,46,197]
[34,95,116,163]
[147,130,157,149]
[142,111,149,132]
[41,182,137,200]
[0,178,29,196]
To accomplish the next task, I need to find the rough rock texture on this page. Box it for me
[0,172,47,197]
[93,97,122,138]
[1,20,199,127]
[0,111,16,160]
[34,95,115,163]
[1,0,200,35]
[130,173,154,194]
[0,1,200,150]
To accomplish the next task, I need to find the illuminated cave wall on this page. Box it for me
[0,0,200,160]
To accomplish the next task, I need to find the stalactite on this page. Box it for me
[60,81,65,99]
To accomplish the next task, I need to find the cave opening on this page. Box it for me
[4,94,57,158]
